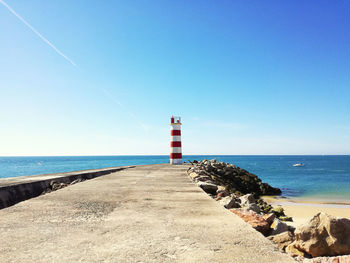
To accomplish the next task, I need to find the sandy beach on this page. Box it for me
[263,196,350,227]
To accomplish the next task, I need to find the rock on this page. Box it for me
[219,195,241,209]
[197,182,218,195]
[216,169,225,176]
[50,181,68,191]
[218,196,231,206]
[267,231,294,251]
[257,199,273,214]
[60,183,68,188]
[230,209,270,236]
[302,255,350,263]
[195,175,213,182]
[271,206,285,217]
[51,183,60,191]
[270,219,289,235]
[50,181,59,189]
[279,216,293,222]
[293,212,350,257]
[239,194,256,206]
[263,213,276,225]
[210,175,218,180]
[224,166,234,173]
[189,172,199,179]
[238,194,260,213]
[287,225,296,234]
[215,191,229,200]
[216,185,227,193]
[206,165,214,173]
[70,179,82,185]
[260,183,282,195]
[286,243,306,257]
[244,203,261,213]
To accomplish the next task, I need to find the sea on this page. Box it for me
[1,155,349,202]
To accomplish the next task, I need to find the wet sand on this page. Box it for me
[263,196,350,227]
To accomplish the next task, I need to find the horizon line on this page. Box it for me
[1,154,350,157]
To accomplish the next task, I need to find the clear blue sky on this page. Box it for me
[1,0,349,155]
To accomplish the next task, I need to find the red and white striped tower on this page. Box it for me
[170,116,182,165]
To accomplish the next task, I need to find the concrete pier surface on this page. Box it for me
[0,166,131,209]
[0,164,295,263]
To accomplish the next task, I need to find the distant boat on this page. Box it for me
[293,163,304,167]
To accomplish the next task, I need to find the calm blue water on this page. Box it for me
[1,155,349,201]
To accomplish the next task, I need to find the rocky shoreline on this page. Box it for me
[187,159,350,263]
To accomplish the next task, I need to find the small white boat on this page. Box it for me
[293,163,304,167]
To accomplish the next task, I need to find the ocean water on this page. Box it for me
[0,155,349,202]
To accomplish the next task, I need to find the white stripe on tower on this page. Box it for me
[171,136,181,141]
[171,147,182,153]
[170,116,182,165]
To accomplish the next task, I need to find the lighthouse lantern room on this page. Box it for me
[170,116,182,165]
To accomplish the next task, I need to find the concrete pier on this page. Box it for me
[0,166,131,209]
[0,164,295,263]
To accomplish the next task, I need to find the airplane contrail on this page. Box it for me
[1,1,150,132]
[0,0,76,67]
[102,88,149,132]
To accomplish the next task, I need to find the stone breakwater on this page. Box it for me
[188,159,281,197]
[187,159,293,226]
[187,159,350,263]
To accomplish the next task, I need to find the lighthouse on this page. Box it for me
[170,116,182,165]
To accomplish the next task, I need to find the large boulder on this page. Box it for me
[230,209,270,236]
[293,213,350,257]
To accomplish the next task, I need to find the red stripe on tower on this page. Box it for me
[170,153,182,159]
[170,130,181,136]
[170,141,181,147]
[170,116,182,165]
